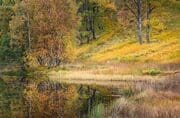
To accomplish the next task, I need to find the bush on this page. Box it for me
[0,34,12,61]
[0,34,22,62]
[142,68,161,76]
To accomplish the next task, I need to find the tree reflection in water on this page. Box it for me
[23,79,112,118]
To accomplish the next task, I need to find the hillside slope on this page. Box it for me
[76,3,180,65]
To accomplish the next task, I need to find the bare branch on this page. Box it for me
[125,3,138,19]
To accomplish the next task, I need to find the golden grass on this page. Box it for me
[90,42,147,62]
[106,75,180,118]
[76,29,117,57]
[84,30,180,63]
[48,69,177,88]
[107,94,180,118]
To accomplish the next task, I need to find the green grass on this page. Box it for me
[142,68,161,76]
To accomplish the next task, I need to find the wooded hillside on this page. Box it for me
[0,0,179,68]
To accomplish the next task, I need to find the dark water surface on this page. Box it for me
[0,76,119,118]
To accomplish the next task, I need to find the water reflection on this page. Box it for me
[0,76,114,118]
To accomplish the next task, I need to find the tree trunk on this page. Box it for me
[146,2,151,43]
[92,19,96,39]
[137,0,143,45]
[92,7,96,39]
[89,13,94,40]
[0,0,2,5]
[27,13,31,50]
[28,100,32,118]
[85,0,89,31]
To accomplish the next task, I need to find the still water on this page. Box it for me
[0,76,119,118]
[1,73,179,118]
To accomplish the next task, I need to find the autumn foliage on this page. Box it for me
[9,0,78,67]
